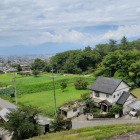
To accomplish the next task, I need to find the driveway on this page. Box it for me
[72,114,140,129]
[0,98,17,109]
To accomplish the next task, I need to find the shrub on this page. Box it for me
[74,78,88,90]
[60,80,67,92]
[109,105,123,114]
[32,70,40,77]
[81,92,90,100]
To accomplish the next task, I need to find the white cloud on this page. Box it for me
[102,24,140,40]
[0,0,140,48]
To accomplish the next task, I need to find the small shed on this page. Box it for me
[60,102,86,118]
[38,115,53,134]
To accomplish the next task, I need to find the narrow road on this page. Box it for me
[72,115,140,129]
[0,98,17,109]
[72,119,140,129]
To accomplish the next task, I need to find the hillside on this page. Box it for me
[30,124,140,140]
[0,73,95,116]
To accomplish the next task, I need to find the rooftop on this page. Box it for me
[89,77,123,94]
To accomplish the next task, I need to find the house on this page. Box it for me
[0,108,15,122]
[60,102,86,118]
[89,77,136,114]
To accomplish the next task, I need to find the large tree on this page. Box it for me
[120,36,128,50]
[31,58,46,71]
[3,105,41,140]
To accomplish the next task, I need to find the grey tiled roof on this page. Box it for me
[116,91,130,105]
[89,77,122,94]
[100,100,112,107]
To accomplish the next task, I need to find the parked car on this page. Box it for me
[129,110,137,117]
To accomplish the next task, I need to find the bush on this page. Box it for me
[60,80,67,92]
[128,82,136,89]
[81,92,90,100]
[109,105,123,114]
[32,70,40,77]
[74,78,88,90]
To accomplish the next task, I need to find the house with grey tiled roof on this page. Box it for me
[90,77,136,114]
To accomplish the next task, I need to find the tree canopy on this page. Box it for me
[3,105,41,140]
[48,37,140,85]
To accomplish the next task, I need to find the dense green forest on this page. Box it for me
[32,36,140,86]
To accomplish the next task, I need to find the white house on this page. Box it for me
[60,102,86,118]
[89,77,137,114]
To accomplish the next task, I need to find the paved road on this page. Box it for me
[72,115,140,129]
[0,98,17,109]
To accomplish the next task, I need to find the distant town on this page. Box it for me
[0,54,50,73]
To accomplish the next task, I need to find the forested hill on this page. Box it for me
[32,36,140,86]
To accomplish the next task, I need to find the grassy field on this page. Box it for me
[1,73,140,116]
[131,88,140,99]
[30,124,140,140]
[0,73,95,116]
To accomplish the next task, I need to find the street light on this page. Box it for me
[51,68,57,117]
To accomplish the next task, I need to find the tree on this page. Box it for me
[85,98,95,113]
[109,39,117,52]
[31,58,46,71]
[16,64,22,72]
[60,80,67,92]
[81,92,90,101]
[50,115,67,132]
[109,105,122,114]
[32,69,39,77]
[0,70,4,74]
[74,78,88,90]
[120,36,128,50]
[3,105,41,140]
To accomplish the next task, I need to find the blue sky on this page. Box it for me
[0,0,140,55]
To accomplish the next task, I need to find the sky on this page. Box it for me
[0,0,140,55]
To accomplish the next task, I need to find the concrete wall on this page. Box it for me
[67,108,79,118]
[67,106,85,118]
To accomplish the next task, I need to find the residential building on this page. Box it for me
[89,77,136,114]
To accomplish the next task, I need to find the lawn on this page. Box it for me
[0,73,95,116]
[17,87,88,116]
[131,88,140,99]
[30,124,140,140]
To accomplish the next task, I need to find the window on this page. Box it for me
[73,108,77,112]
[106,94,109,98]
[95,91,100,97]
[117,94,119,96]
[113,95,116,98]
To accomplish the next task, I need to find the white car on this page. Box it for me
[129,110,137,117]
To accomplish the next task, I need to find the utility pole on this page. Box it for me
[13,72,18,104]
[51,68,57,116]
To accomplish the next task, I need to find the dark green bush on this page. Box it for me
[74,78,88,90]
